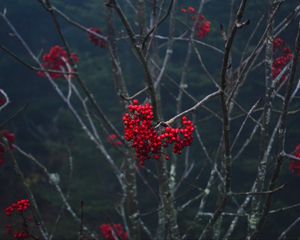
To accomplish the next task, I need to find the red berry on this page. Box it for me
[88,27,107,48]
[123,102,195,165]
[37,46,79,79]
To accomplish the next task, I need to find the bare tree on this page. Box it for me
[1,0,300,239]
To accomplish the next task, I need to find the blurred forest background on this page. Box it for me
[0,0,300,239]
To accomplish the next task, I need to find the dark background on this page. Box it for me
[0,0,300,239]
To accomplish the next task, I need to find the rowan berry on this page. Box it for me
[88,27,107,48]
[38,45,79,79]
[100,224,128,240]
[290,144,300,176]
[123,100,195,166]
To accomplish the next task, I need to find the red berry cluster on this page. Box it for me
[38,45,79,79]
[0,97,6,106]
[159,116,195,155]
[5,225,31,239]
[13,232,30,239]
[107,134,123,147]
[123,100,195,166]
[88,27,107,48]
[290,144,300,176]
[123,100,159,166]
[5,199,31,217]
[195,14,211,39]
[273,37,284,49]
[5,200,32,239]
[180,6,211,39]
[99,224,128,240]
[0,130,16,166]
[5,199,32,239]
[272,37,293,81]
[181,6,196,14]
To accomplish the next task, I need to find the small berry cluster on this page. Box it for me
[5,227,31,239]
[159,116,195,155]
[0,130,16,166]
[0,97,6,106]
[194,14,211,39]
[180,6,211,39]
[107,134,123,147]
[5,200,32,239]
[13,232,30,239]
[123,100,195,166]
[272,37,293,81]
[273,37,284,49]
[181,6,196,14]
[38,45,79,79]
[290,144,300,176]
[5,205,14,216]
[88,27,107,48]
[5,199,31,216]
[100,224,128,240]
